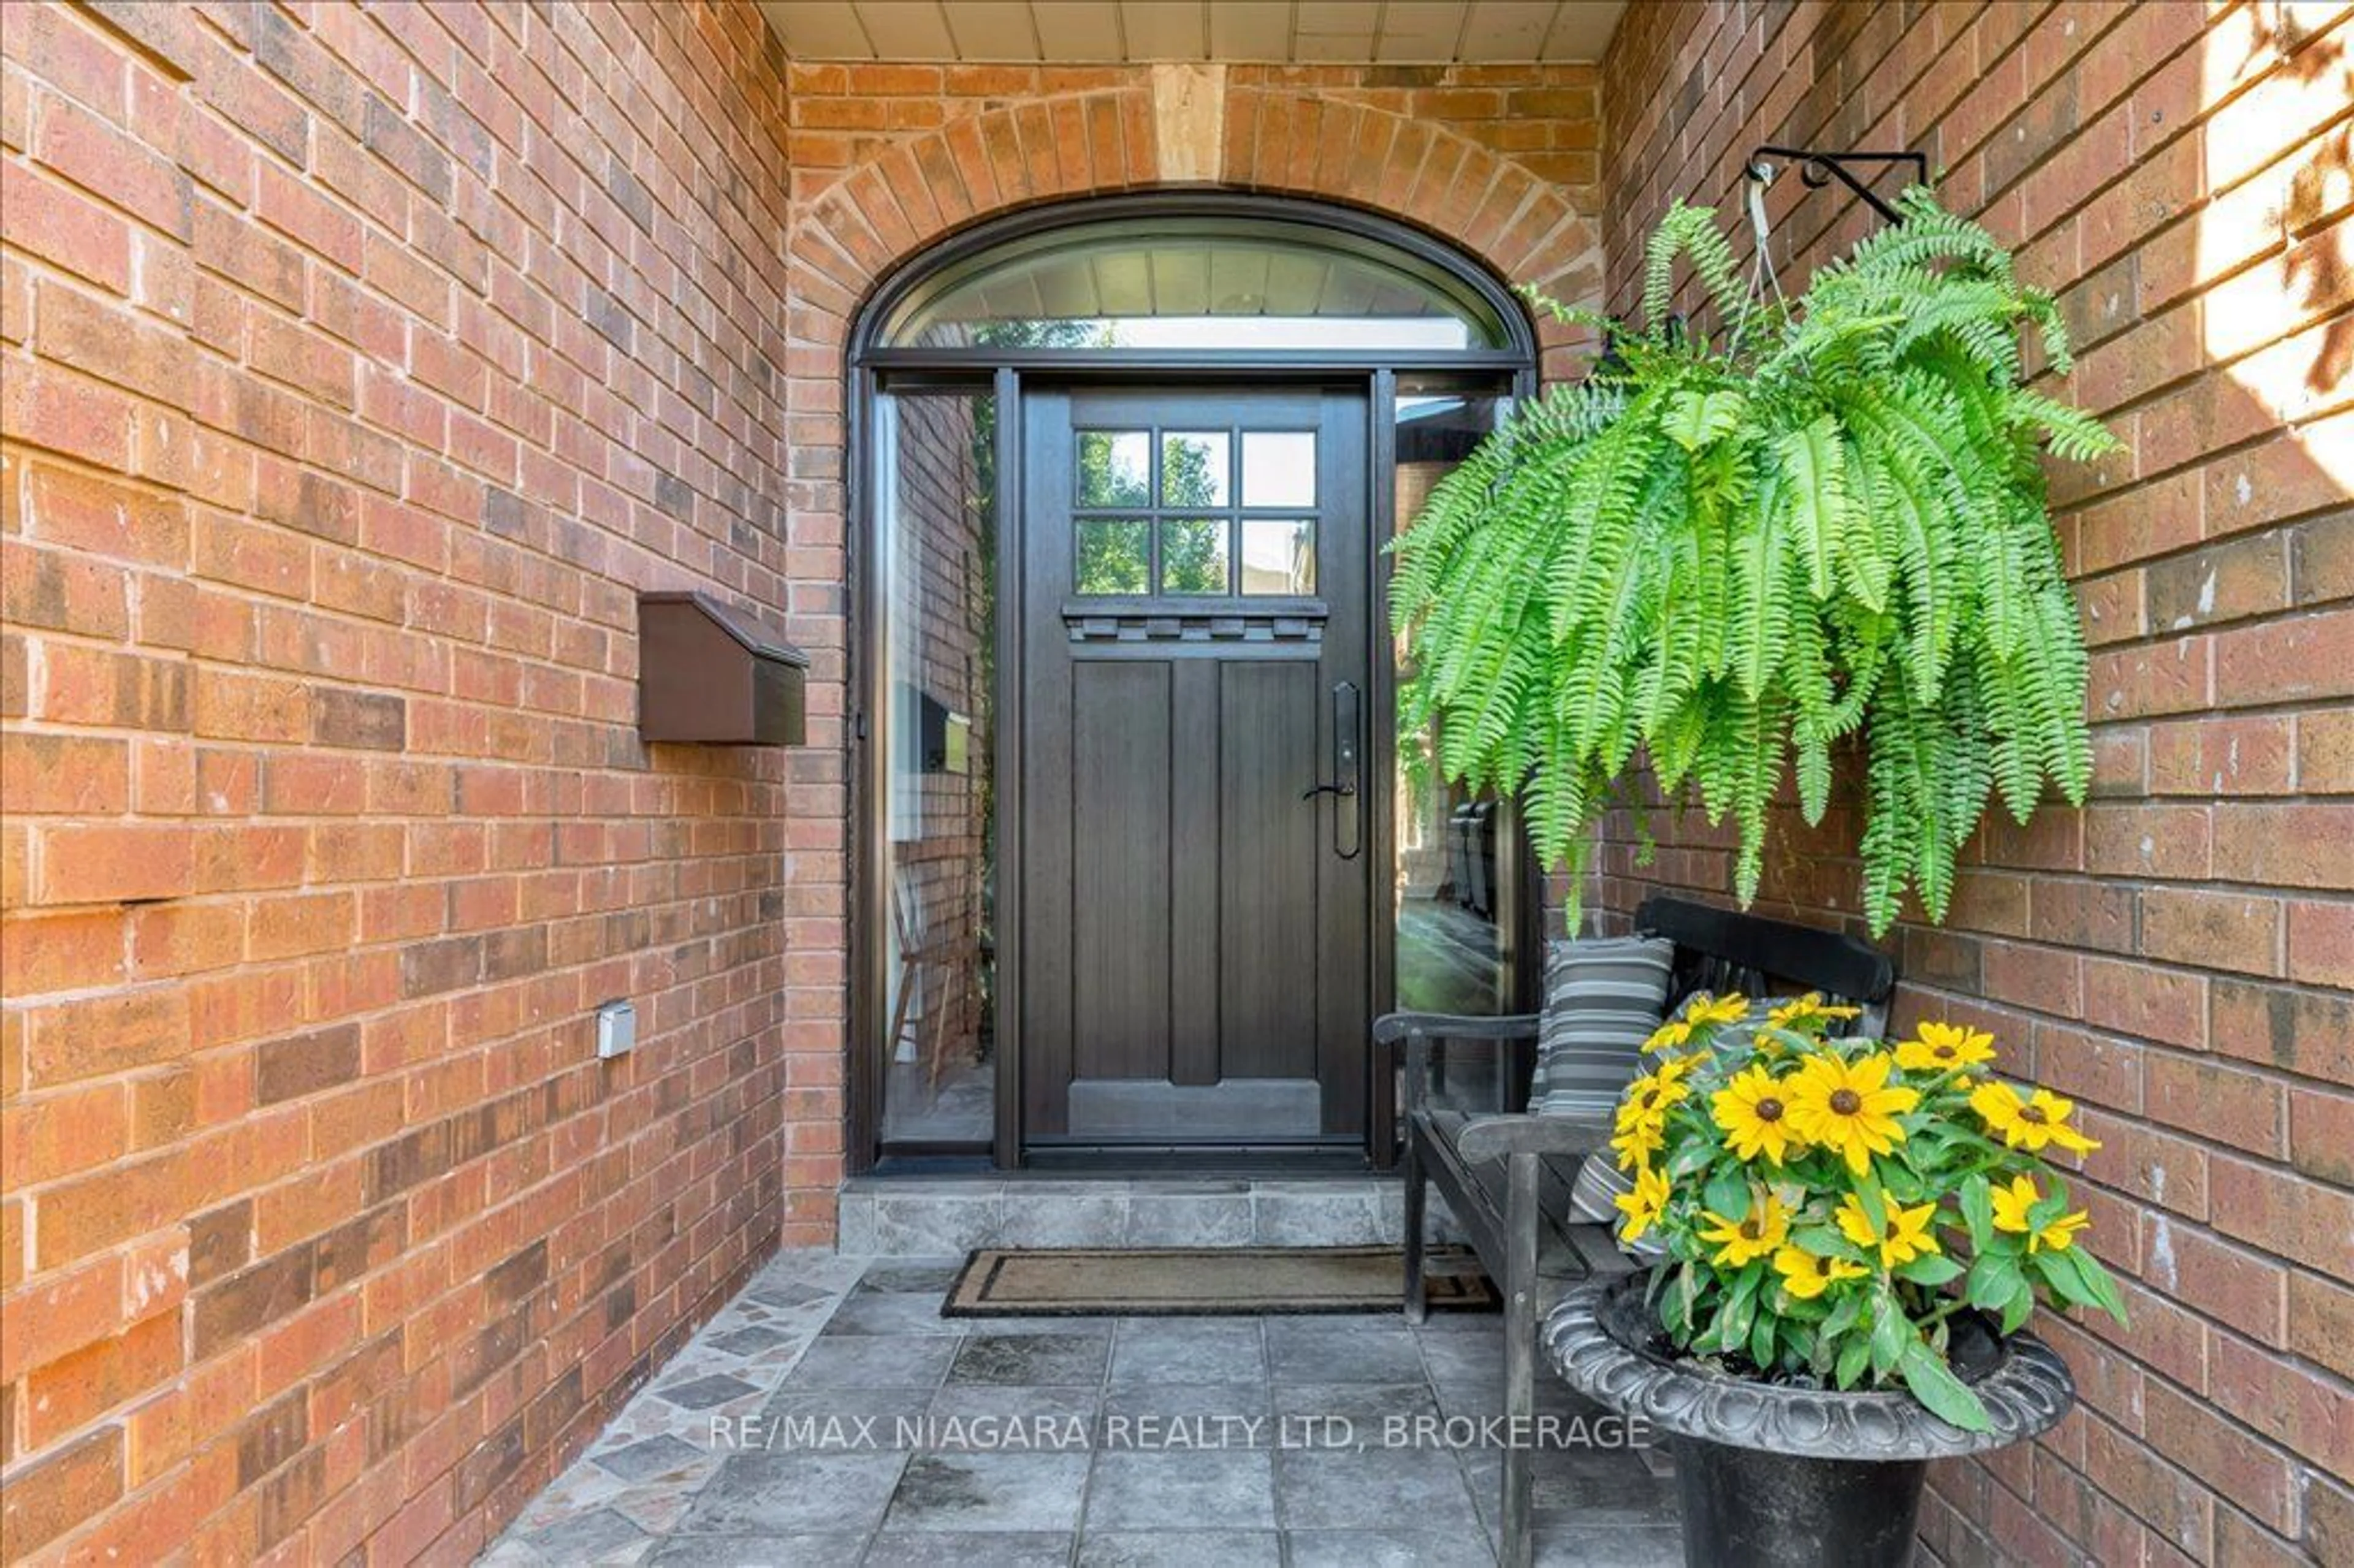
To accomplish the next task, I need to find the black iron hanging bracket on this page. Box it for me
[1745,147,1929,226]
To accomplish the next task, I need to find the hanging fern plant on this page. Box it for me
[1393,188,2119,936]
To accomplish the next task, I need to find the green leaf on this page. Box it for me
[1704,1168,1752,1221]
[1900,1340,1994,1433]
[1965,1254,2021,1313]
[1775,415,1848,600]
[1958,1174,1994,1250]
[1666,389,1747,451]
[1895,1255,1964,1287]
[1834,1334,1872,1390]
[1868,1295,1908,1377]
[2000,1277,2037,1336]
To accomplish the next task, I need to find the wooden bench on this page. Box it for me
[1377,895,1895,1568]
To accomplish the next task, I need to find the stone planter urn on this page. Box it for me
[1546,1274,2076,1568]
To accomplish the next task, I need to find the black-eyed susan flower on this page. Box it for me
[1614,1062,1691,1140]
[1989,1174,2091,1252]
[1894,1021,1996,1079]
[1772,1244,1868,1300]
[1610,1121,1661,1172]
[1614,1164,1670,1243]
[1685,991,1750,1028]
[1782,1051,1920,1174]
[1970,1080,2100,1155]
[1642,1018,1691,1054]
[1696,1192,1790,1267]
[1767,993,1862,1029]
[1835,1192,1941,1269]
[1711,1065,1805,1165]
[1642,991,1748,1054]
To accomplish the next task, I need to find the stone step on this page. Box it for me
[837,1176,1466,1257]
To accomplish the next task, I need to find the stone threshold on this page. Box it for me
[838,1174,1468,1257]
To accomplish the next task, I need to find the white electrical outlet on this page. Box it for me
[596,999,636,1059]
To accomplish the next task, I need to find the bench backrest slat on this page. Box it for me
[1633,896,1896,1035]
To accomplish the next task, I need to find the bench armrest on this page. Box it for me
[1373,1011,1542,1045]
[1377,1011,1541,1117]
[1455,1110,1610,1163]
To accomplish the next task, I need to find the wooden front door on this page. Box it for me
[1018,385,1372,1150]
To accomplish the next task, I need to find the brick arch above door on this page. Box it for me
[769,64,1602,1238]
[786,71,1606,380]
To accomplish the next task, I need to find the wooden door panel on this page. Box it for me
[1168,659,1221,1087]
[1217,660,1319,1081]
[1071,661,1171,1080]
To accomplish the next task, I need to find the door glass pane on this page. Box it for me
[1394,390,1517,1022]
[1241,430,1316,507]
[1160,431,1229,506]
[876,389,996,1147]
[1240,518,1315,595]
[1077,430,1149,507]
[1159,518,1230,594]
[1075,519,1151,594]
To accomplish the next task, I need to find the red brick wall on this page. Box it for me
[0,16,1615,1561]
[0,1,813,1561]
[1597,2,2353,1562]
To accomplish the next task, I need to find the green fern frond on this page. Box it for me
[1393,189,2105,937]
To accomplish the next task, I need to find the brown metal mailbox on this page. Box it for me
[637,590,809,745]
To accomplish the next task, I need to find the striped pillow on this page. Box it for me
[1569,994,1802,1260]
[1526,935,1675,1117]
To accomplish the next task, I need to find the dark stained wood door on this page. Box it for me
[1019,386,1371,1147]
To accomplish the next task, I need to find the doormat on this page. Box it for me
[941,1244,1497,1317]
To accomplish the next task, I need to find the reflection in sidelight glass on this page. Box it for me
[1393,390,1517,1022]
[1159,519,1230,594]
[1241,430,1317,507]
[1240,518,1316,595]
[1160,431,1230,506]
[876,389,997,1147]
[1076,430,1149,508]
[1075,519,1151,594]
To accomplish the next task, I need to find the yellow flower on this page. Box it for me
[1971,1081,2100,1155]
[1712,1065,1805,1165]
[1697,1192,1789,1267]
[1685,991,1750,1028]
[1773,1244,1869,1300]
[2035,1211,2090,1252]
[1767,993,1862,1029]
[1615,1066,1691,1139]
[1894,1021,1997,1078]
[1642,1019,1691,1054]
[1642,992,1747,1054]
[1989,1174,2090,1253]
[1783,1052,1920,1175]
[1835,1193,1941,1269]
[1610,1121,1660,1172]
[1615,1164,1670,1243]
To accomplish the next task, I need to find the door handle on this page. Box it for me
[1327,680,1362,859]
[1301,782,1357,801]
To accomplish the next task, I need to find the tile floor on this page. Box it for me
[482,1249,1681,1567]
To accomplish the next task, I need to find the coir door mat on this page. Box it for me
[940,1244,1497,1317]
